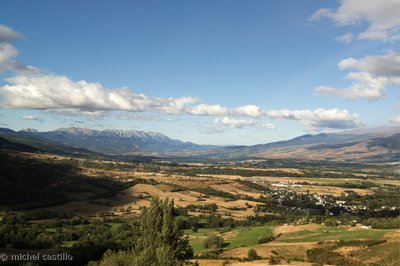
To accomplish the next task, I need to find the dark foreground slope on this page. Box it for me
[0,152,131,210]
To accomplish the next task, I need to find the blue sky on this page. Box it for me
[0,0,399,145]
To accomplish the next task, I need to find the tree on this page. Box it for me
[202,235,224,249]
[247,249,261,261]
[257,235,274,244]
[95,197,193,266]
[134,197,193,265]
[268,256,280,265]
[324,218,338,226]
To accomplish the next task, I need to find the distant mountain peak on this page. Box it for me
[52,127,169,140]
[12,126,211,155]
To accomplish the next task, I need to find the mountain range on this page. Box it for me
[0,126,398,163]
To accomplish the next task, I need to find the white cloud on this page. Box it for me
[48,109,107,119]
[388,115,400,125]
[338,52,400,77]
[0,74,198,114]
[0,43,17,63]
[0,25,39,74]
[212,117,276,130]
[21,115,44,122]
[234,105,264,117]
[185,104,265,117]
[259,123,277,130]
[0,25,21,42]
[0,73,363,130]
[0,24,365,132]
[315,52,400,100]
[213,117,255,128]
[310,0,400,41]
[335,33,354,43]
[200,126,226,134]
[117,113,176,122]
[160,96,198,115]
[265,108,363,130]
[315,72,397,100]
[186,104,229,116]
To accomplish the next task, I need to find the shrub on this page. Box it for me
[202,235,224,249]
[324,218,338,226]
[247,249,261,261]
[268,256,280,265]
[257,235,275,244]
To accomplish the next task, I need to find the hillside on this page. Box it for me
[212,127,400,163]
[17,127,215,156]
[0,126,398,162]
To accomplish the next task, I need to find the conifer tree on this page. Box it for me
[95,197,193,266]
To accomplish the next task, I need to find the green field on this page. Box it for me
[355,241,400,266]
[278,225,392,243]
[187,225,275,254]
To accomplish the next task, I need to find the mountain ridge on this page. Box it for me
[1,126,398,162]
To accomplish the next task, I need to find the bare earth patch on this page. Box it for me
[273,224,320,236]
[195,259,313,266]
[384,230,400,241]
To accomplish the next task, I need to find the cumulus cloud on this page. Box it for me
[315,52,400,100]
[0,73,363,130]
[0,72,363,130]
[160,96,198,115]
[234,105,264,117]
[48,109,107,119]
[117,113,176,122]
[338,52,400,77]
[212,117,277,130]
[186,104,229,116]
[213,117,255,128]
[388,115,400,126]
[0,43,17,63]
[200,126,226,134]
[0,25,39,74]
[0,74,198,114]
[186,104,265,117]
[315,72,397,100]
[335,33,354,43]
[265,108,363,130]
[0,25,21,42]
[21,115,44,122]
[310,0,400,41]
[259,123,277,130]
[0,24,365,132]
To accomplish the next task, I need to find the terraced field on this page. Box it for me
[276,225,390,242]
[190,224,399,265]
[187,225,275,254]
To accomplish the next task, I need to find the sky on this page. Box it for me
[0,0,399,145]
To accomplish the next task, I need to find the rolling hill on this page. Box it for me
[0,126,398,162]
[0,127,215,156]
[212,127,399,162]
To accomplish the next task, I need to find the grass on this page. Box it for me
[226,225,274,248]
[61,241,77,247]
[187,225,275,254]
[355,241,400,266]
[185,228,222,254]
[54,222,123,247]
[105,222,123,232]
[278,225,392,243]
